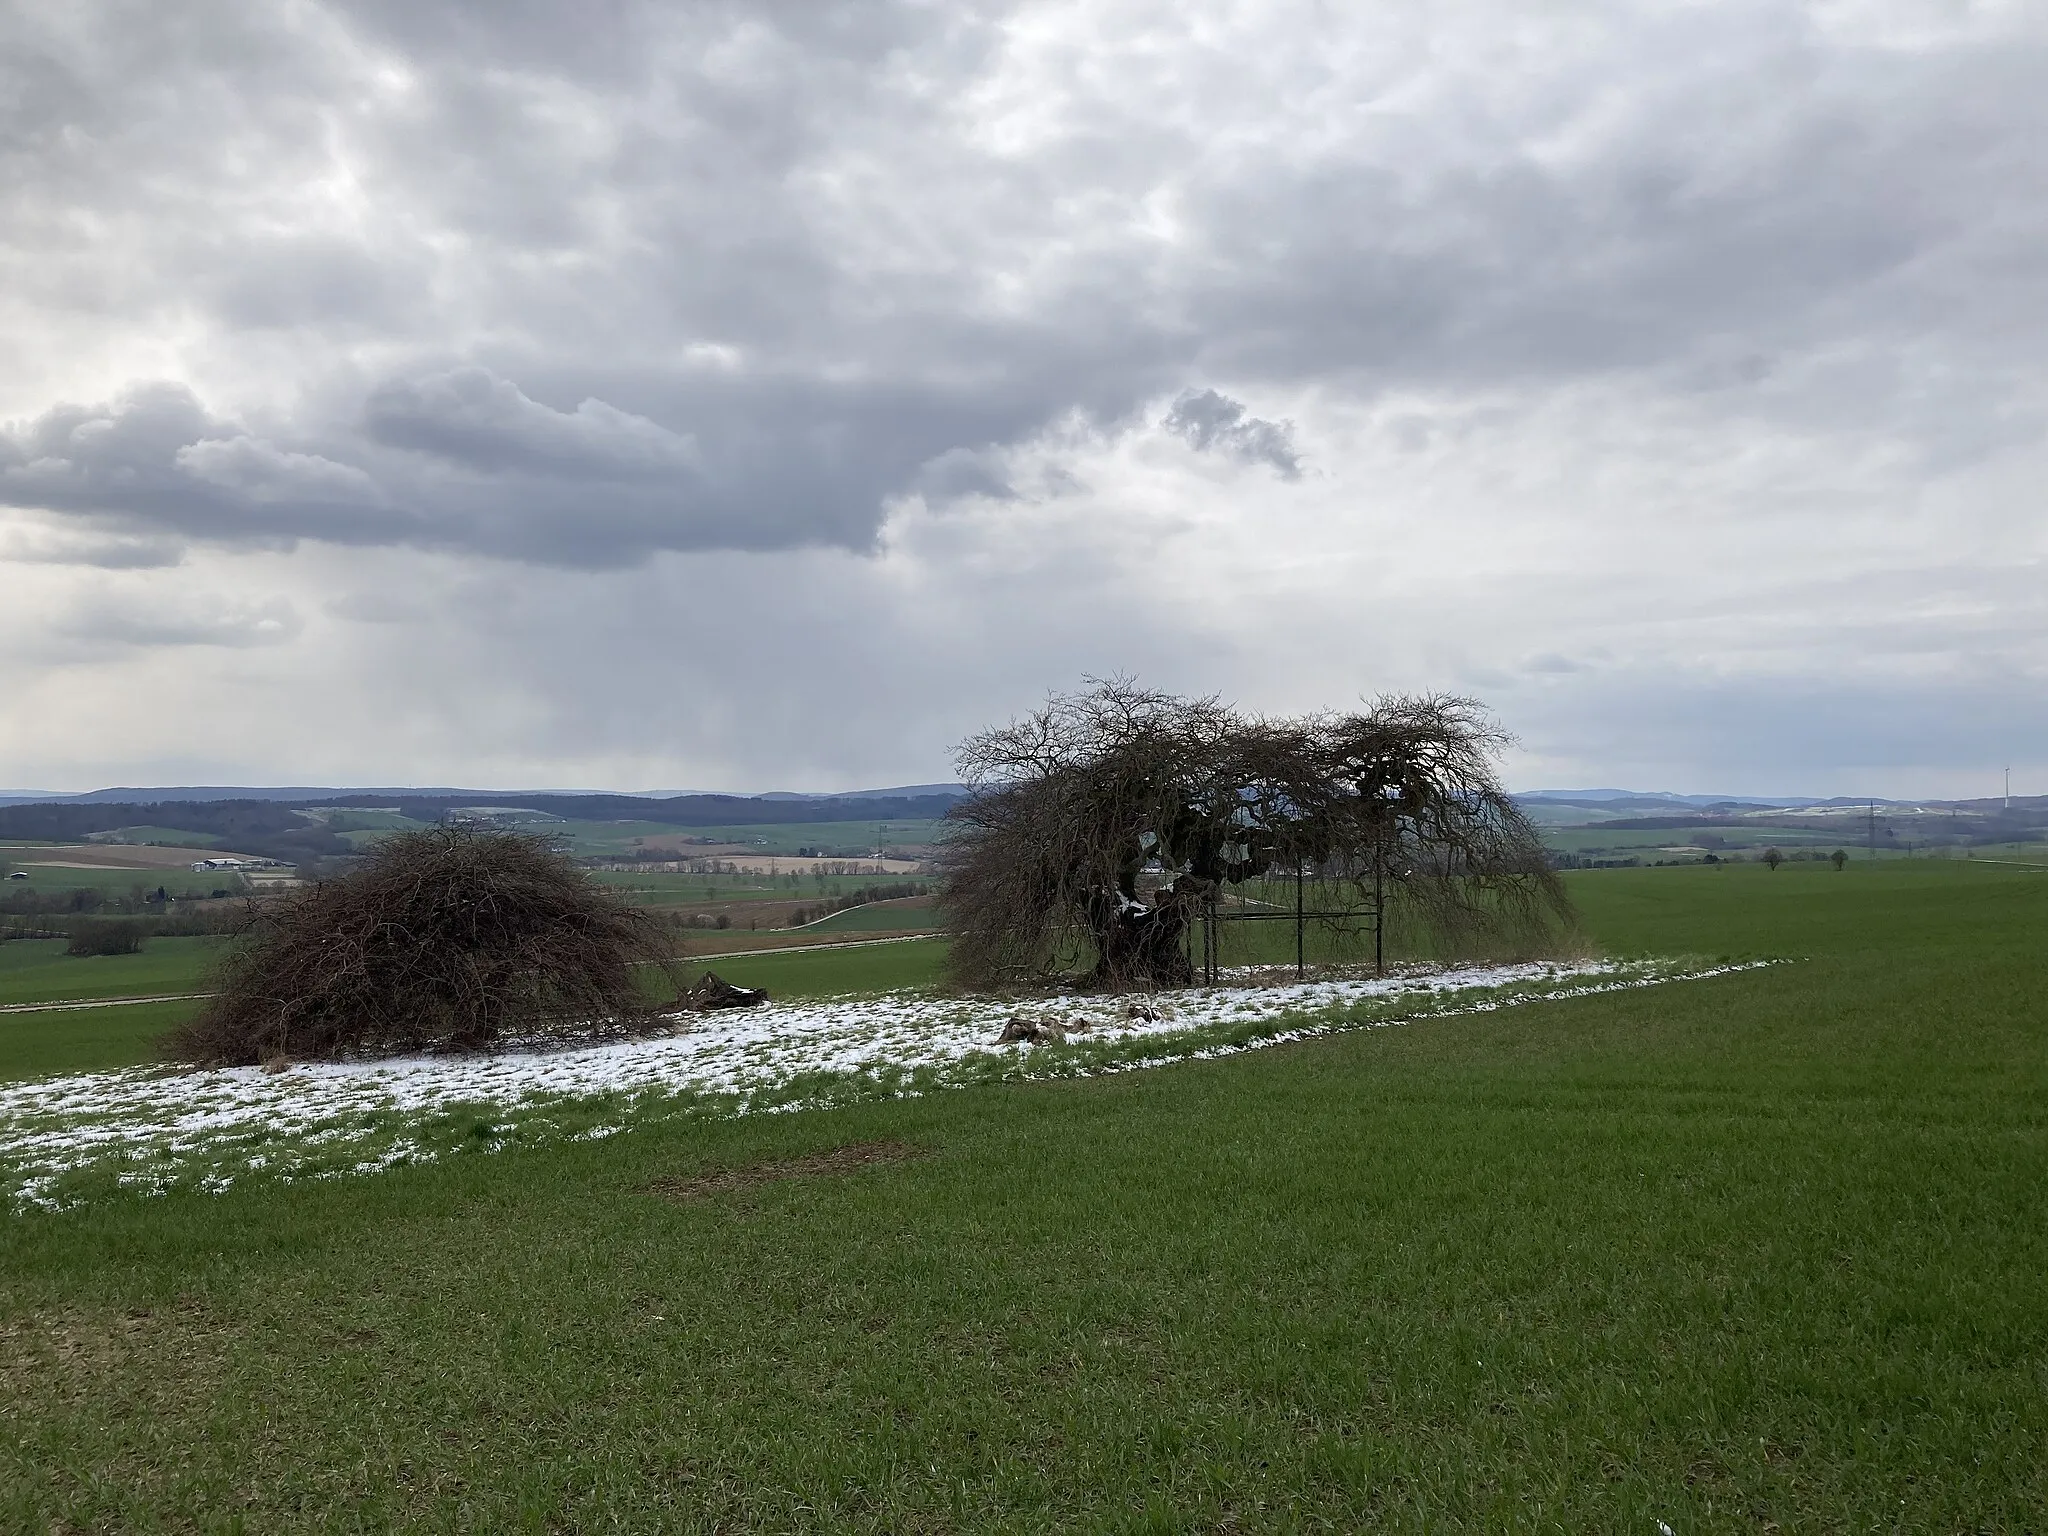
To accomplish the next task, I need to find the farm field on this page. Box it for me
[0,937,220,1008]
[0,999,197,1081]
[628,818,949,857]
[435,817,947,861]
[0,863,247,899]
[587,869,914,904]
[673,936,947,999]
[1537,821,2048,864]
[799,895,939,932]
[0,938,950,1083]
[0,862,2043,1529]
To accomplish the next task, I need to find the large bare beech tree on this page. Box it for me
[940,680,1570,990]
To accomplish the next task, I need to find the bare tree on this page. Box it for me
[1763,846,1785,871]
[939,680,1571,991]
[168,826,678,1064]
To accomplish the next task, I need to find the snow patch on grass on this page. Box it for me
[0,958,1771,1209]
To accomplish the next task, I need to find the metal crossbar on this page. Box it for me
[1191,872,1386,983]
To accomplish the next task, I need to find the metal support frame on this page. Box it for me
[1198,865,1387,983]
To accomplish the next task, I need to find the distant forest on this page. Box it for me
[0,792,967,867]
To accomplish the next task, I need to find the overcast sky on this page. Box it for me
[3,0,2044,798]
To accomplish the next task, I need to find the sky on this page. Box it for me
[3,0,2045,800]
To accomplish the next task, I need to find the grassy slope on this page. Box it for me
[0,863,2043,1531]
[0,940,949,1083]
[0,1000,198,1079]
[672,936,947,1000]
[800,897,940,933]
[0,937,219,1006]
[0,864,240,898]
[588,869,919,902]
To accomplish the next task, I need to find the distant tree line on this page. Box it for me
[1549,847,1860,871]
[1575,809,2048,849]
[0,800,351,867]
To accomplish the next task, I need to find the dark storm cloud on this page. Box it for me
[3,1,2044,567]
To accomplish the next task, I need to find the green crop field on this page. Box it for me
[73,826,226,849]
[0,999,200,1081]
[281,813,949,859]
[588,869,913,904]
[670,936,947,1000]
[1537,820,2048,864]
[799,897,939,933]
[0,864,238,899]
[0,940,947,1085]
[1,862,2044,1530]
[0,937,221,1007]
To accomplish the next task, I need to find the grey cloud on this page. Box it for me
[3,1,2048,802]
[911,446,1016,504]
[324,590,424,624]
[0,384,418,548]
[1511,662,2048,796]
[177,435,386,506]
[201,236,424,332]
[0,523,185,569]
[57,593,303,651]
[363,369,700,481]
[1163,390,1302,478]
[10,3,2039,566]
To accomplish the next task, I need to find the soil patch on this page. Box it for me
[646,1139,931,1202]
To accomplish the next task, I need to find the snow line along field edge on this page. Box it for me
[0,958,1784,1211]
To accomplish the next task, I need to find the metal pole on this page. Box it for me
[1373,848,1385,977]
[1295,861,1305,980]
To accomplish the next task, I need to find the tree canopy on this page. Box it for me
[940,680,1570,990]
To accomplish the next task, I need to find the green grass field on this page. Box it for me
[648,819,949,857]
[0,863,236,898]
[74,825,227,849]
[670,937,947,1001]
[0,939,948,1084]
[1538,822,2048,863]
[0,1000,199,1080]
[0,936,220,1007]
[588,868,918,905]
[800,897,940,933]
[505,818,944,859]
[1,862,2044,1530]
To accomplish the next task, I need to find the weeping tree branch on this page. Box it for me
[939,680,1572,991]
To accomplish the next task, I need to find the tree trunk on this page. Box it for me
[1083,891,1194,988]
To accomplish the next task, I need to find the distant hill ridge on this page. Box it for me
[0,786,974,867]
[0,783,969,808]
[3,783,1882,810]
[1519,789,1895,809]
